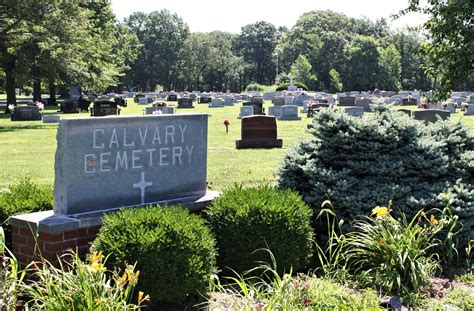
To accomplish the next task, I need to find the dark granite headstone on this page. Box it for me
[60,100,80,113]
[236,116,282,149]
[251,96,264,105]
[167,94,178,101]
[134,93,145,103]
[402,98,418,106]
[338,96,356,106]
[178,98,194,109]
[272,96,285,106]
[199,96,212,103]
[11,106,42,121]
[243,101,264,115]
[91,98,119,117]
[412,109,450,123]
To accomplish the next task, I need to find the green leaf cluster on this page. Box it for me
[92,206,217,307]
[206,185,314,276]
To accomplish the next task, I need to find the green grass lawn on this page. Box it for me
[0,100,473,190]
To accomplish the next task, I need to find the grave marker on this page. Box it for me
[236,116,283,149]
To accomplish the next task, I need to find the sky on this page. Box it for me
[111,0,428,33]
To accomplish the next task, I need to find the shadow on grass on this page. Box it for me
[0,122,55,133]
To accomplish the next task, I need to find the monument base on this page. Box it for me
[235,139,283,149]
[9,190,220,268]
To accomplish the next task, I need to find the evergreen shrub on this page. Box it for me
[0,178,53,247]
[92,206,217,307]
[245,83,265,92]
[207,185,314,275]
[278,110,474,248]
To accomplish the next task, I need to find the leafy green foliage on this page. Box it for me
[206,185,313,276]
[378,44,402,91]
[208,254,381,310]
[347,209,441,297]
[290,55,318,90]
[245,83,266,92]
[328,68,343,93]
[0,178,53,248]
[278,110,474,249]
[401,0,473,101]
[92,206,217,306]
[25,250,144,310]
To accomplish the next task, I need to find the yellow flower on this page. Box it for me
[117,272,128,287]
[429,215,439,225]
[90,251,104,264]
[379,238,385,245]
[138,291,150,305]
[88,262,104,273]
[372,206,390,218]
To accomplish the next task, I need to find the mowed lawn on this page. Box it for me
[0,99,473,190]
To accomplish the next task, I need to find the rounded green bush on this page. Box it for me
[207,185,314,276]
[245,83,265,92]
[92,206,217,307]
[278,109,474,249]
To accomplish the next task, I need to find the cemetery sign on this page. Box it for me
[54,114,208,215]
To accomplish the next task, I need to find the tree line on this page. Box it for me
[1,0,472,111]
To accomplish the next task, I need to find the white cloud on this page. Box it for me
[111,0,428,33]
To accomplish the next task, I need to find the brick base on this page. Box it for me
[9,190,220,268]
[10,224,100,268]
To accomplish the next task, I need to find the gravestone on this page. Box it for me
[445,103,456,113]
[199,95,212,103]
[355,98,373,112]
[385,97,401,105]
[91,98,119,117]
[272,96,285,106]
[134,93,145,103]
[279,105,301,121]
[208,98,224,108]
[268,106,282,118]
[402,98,418,106]
[11,106,42,121]
[251,96,264,105]
[222,96,234,106]
[338,96,356,106]
[145,106,175,115]
[167,94,178,101]
[412,109,450,123]
[284,96,294,105]
[464,104,474,115]
[240,94,250,101]
[70,86,81,100]
[178,98,194,109]
[397,109,412,116]
[239,106,254,118]
[263,92,275,100]
[344,107,364,117]
[60,100,80,113]
[243,101,264,115]
[53,114,209,215]
[294,94,314,106]
[43,115,61,124]
[138,97,149,105]
[236,116,283,149]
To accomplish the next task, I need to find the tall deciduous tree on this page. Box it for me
[125,10,189,91]
[290,55,317,90]
[400,0,473,100]
[379,44,402,91]
[344,36,382,91]
[235,21,277,86]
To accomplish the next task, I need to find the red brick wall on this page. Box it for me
[11,225,101,268]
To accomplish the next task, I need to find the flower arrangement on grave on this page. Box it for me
[35,101,44,111]
[223,119,230,133]
[152,110,163,115]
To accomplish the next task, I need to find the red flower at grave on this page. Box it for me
[303,298,312,305]
[223,119,230,126]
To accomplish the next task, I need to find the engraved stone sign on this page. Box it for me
[54,114,208,215]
